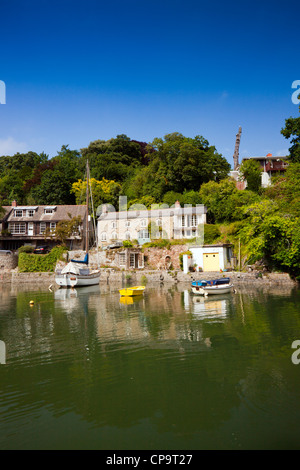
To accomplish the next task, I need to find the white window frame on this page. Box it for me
[125,231,131,240]
[125,220,131,227]
[119,253,126,266]
[139,230,149,239]
[101,232,107,241]
[130,253,135,267]
[44,208,55,214]
[40,222,46,234]
[9,222,26,234]
[14,209,23,217]
[27,209,34,217]
[50,222,56,232]
[141,219,147,228]
[191,215,197,227]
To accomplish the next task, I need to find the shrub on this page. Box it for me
[18,245,34,253]
[204,224,221,244]
[123,240,133,247]
[18,245,67,272]
[179,250,192,270]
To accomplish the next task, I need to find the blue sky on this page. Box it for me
[0,0,299,167]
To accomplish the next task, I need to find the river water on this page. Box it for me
[0,281,300,450]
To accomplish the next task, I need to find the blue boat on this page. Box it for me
[191,278,233,295]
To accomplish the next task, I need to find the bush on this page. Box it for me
[123,240,133,247]
[142,239,171,249]
[179,250,192,270]
[204,224,221,244]
[18,245,67,272]
[18,245,34,253]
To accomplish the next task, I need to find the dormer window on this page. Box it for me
[44,206,56,214]
[27,209,34,217]
[14,209,23,217]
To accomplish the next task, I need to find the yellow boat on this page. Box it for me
[119,286,145,296]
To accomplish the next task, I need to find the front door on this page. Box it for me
[203,253,220,271]
[28,222,34,236]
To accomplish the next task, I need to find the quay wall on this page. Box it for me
[0,269,296,286]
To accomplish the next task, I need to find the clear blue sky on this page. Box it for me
[0,0,299,167]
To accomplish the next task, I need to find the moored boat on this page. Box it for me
[55,160,100,288]
[191,278,233,295]
[55,259,100,287]
[119,286,145,296]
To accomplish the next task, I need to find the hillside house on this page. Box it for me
[0,201,88,251]
[98,201,207,247]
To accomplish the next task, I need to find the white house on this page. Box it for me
[97,200,207,246]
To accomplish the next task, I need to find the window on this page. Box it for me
[130,253,135,267]
[119,253,126,266]
[139,230,149,239]
[50,222,56,232]
[40,222,46,234]
[191,215,197,227]
[156,218,162,226]
[9,223,26,234]
[101,232,107,241]
[181,216,185,227]
[125,231,131,240]
[44,206,56,214]
[14,210,23,217]
[141,219,147,228]
[27,209,34,217]
[125,220,131,227]
[111,232,117,240]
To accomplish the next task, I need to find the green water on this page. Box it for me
[0,282,300,450]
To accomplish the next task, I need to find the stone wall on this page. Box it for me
[142,245,187,270]
[0,253,18,270]
[99,269,297,286]
[0,268,296,286]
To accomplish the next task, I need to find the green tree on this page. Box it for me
[81,134,147,182]
[124,132,230,202]
[281,114,300,163]
[239,159,262,192]
[29,146,81,205]
[71,177,122,209]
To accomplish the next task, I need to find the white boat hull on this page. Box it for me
[55,271,100,288]
[192,284,233,295]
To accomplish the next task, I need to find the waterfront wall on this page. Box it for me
[0,269,295,286]
[0,253,18,271]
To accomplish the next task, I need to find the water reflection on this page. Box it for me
[183,289,231,320]
[1,283,300,450]
[0,340,5,364]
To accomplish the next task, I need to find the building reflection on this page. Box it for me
[183,290,230,320]
[0,340,6,364]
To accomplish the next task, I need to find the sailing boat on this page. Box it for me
[55,160,101,288]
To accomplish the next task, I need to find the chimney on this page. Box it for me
[12,200,17,207]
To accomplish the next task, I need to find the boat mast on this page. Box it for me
[85,159,89,253]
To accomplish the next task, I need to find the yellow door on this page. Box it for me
[203,253,220,271]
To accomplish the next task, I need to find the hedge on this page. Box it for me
[18,246,67,272]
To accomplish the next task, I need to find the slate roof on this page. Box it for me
[4,205,87,223]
